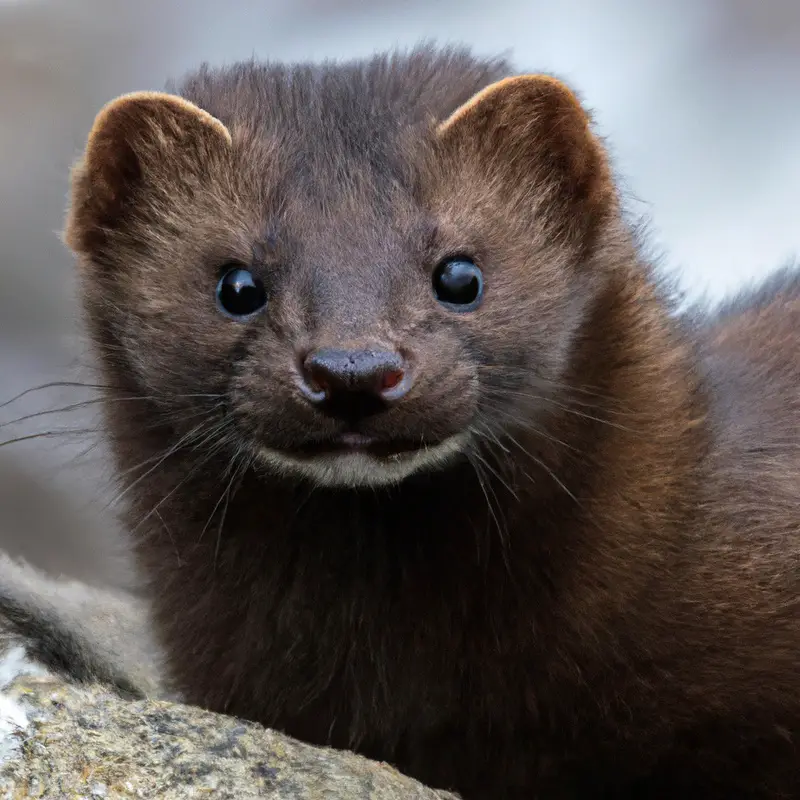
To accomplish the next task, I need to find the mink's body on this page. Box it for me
[63,47,800,798]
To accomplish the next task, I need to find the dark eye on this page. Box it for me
[432,258,484,311]
[216,266,267,319]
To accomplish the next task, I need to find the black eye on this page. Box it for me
[432,258,484,311]
[216,266,267,319]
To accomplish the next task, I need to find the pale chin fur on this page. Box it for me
[257,433,471,488]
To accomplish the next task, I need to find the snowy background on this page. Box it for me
[0,0,798,587]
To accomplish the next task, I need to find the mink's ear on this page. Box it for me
[64,91,232,258]
[436,75,615,224]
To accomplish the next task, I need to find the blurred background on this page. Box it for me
[0,0,798,591]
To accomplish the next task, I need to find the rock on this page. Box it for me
[0,645,458,799]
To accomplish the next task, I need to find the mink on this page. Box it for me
[62,44,800,798]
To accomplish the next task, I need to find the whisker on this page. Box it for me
[0,399,113,430]
[469,427,519,502]
[199,445,242,543]
[478,366,620,397]
[465,448,514,581]
[132,427,239,535]
[464,451,492,567]
[477,367,644,417]
[0,404,227,473]
[487,389,640,433]
[154,509,184,568]
[108,419,217,510]
[0,381,123,410]
[214,450,252,570]
[477,401,584,454]
[472,421,520,488]
[472,420,511,454]
[501,430,581,508]
[0,428,99,449]
[109,423,214,485]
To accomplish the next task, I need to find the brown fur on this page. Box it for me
[63,45,800,798]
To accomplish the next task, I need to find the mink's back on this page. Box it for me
[675,266,800,719]
[699,266,800,546]
[614,268,799,795]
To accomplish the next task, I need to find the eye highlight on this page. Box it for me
[216,266,267,319]
[432,258,484,312]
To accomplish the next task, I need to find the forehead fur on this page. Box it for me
[168,45,511,196]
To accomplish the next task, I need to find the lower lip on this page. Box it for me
[338,432,374,449]
[298,435,424,459]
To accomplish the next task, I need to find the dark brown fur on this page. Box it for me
[64,45,800,798]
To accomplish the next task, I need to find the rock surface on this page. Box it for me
[0,643,457,799]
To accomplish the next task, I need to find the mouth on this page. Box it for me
[293,432,426,460]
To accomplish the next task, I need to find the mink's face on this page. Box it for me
[65,62,615,488]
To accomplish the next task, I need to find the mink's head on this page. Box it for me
[64,46,620,489]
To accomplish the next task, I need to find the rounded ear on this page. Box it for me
[64,91,232,258]
[436,75,615,223]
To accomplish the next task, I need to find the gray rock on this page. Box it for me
[0,656,458,799]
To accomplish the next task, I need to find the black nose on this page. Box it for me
[300,348,410,419]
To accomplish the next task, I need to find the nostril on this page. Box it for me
[379,368,404,393]
[302,358,336,397]
[297,354,328,403]
[306,371,329,394]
